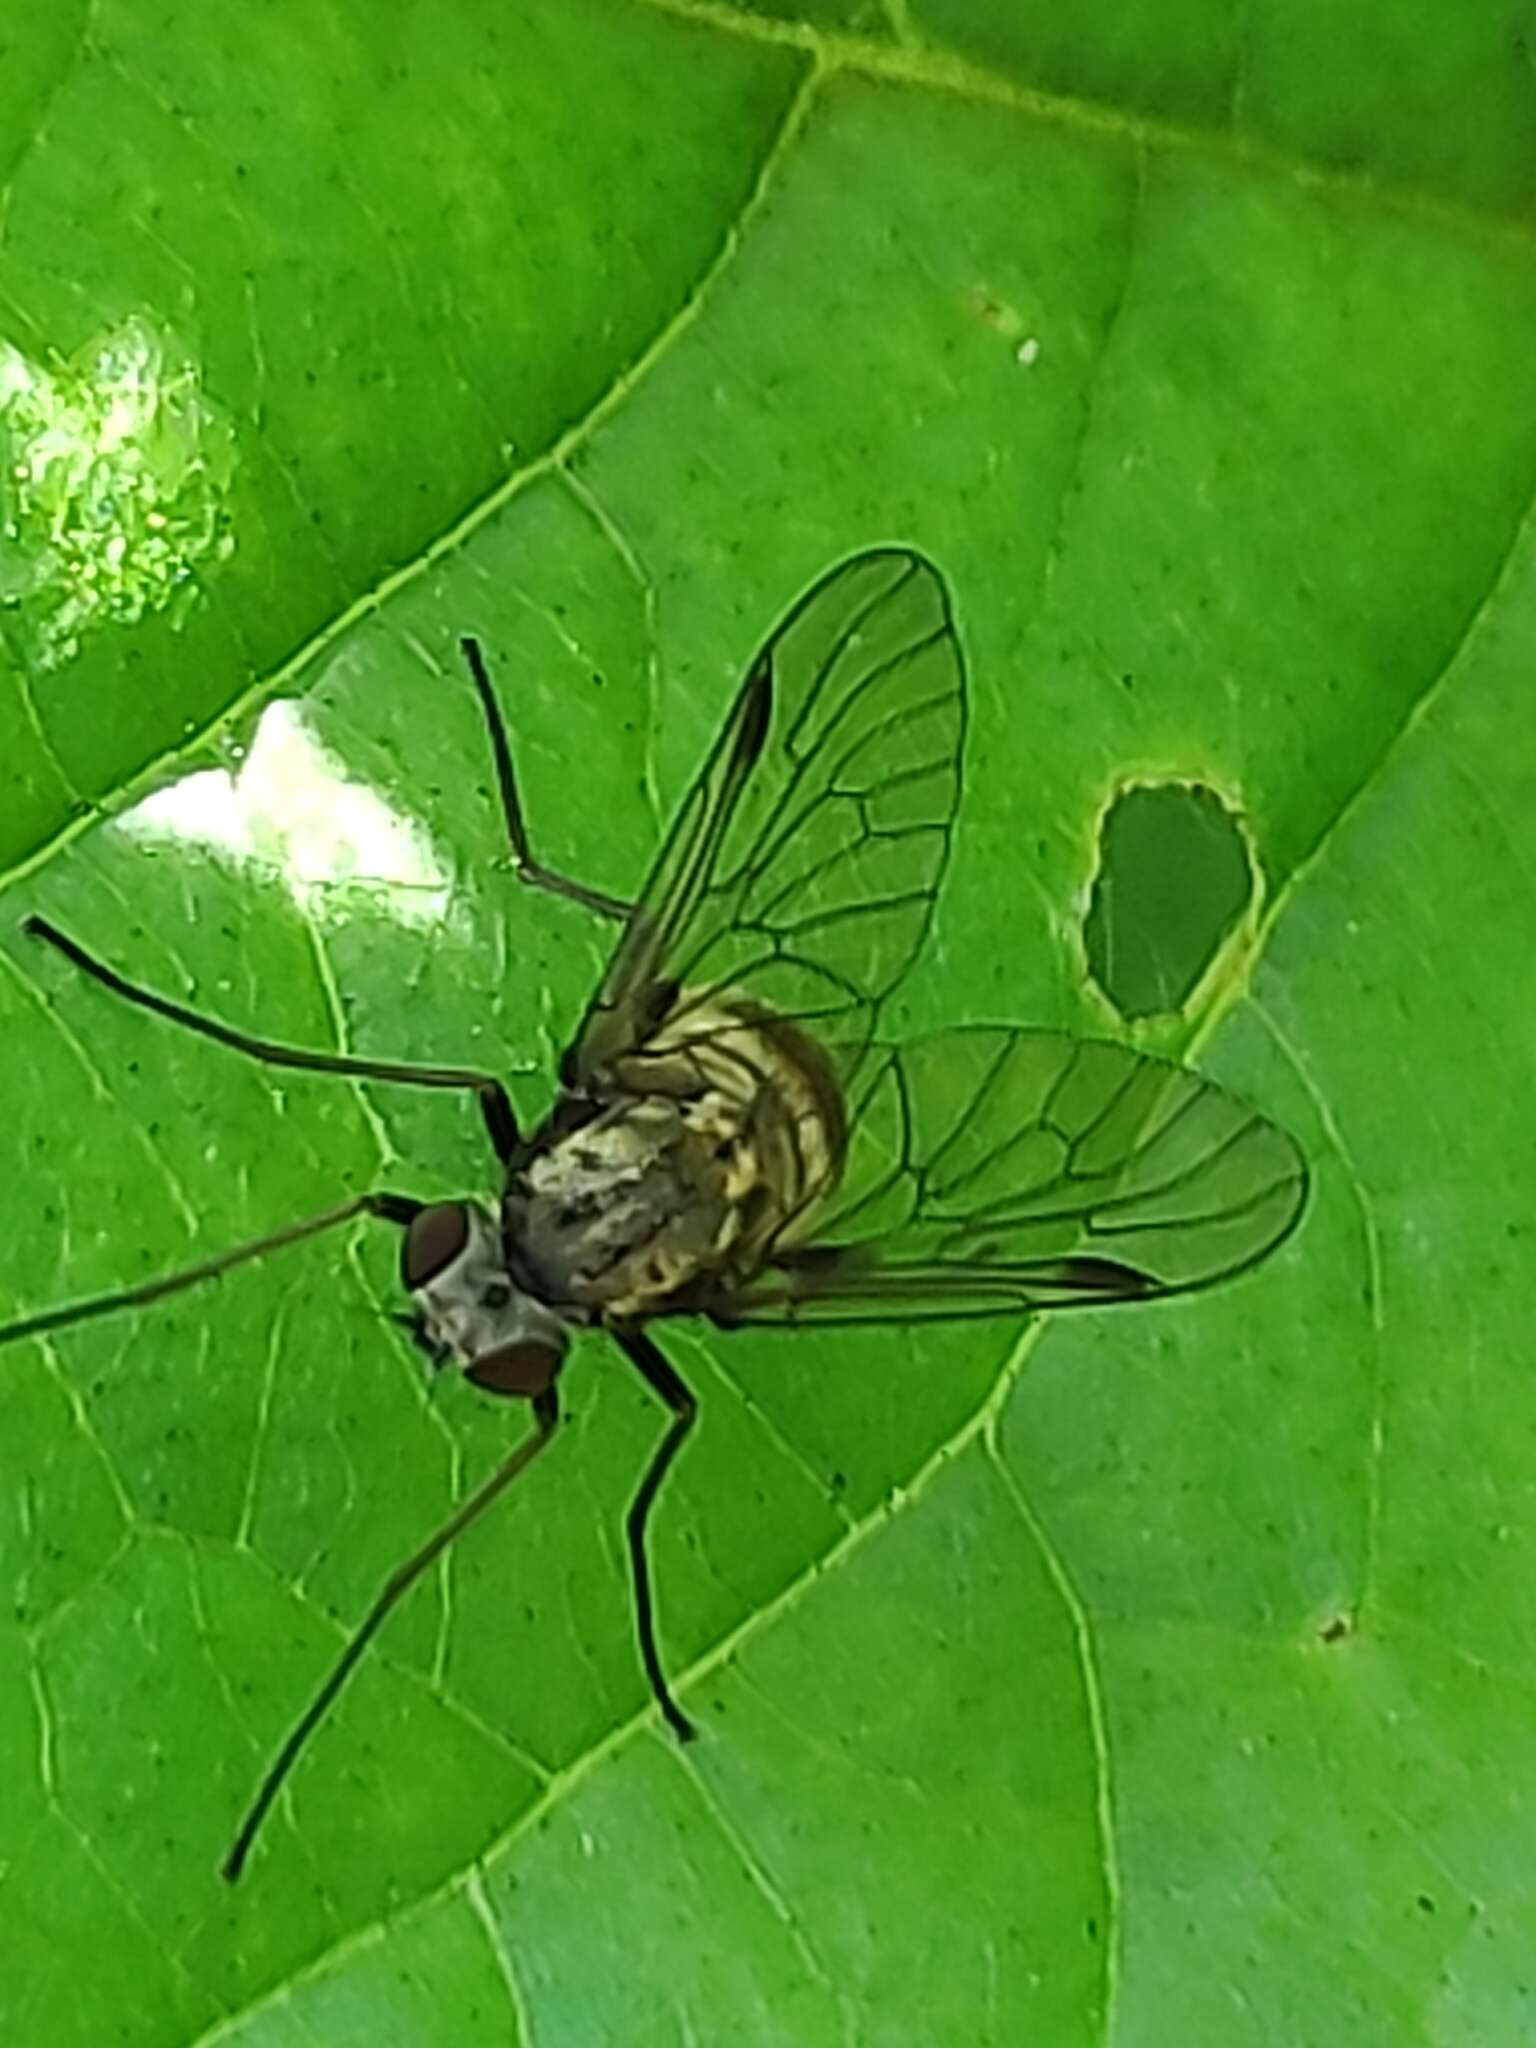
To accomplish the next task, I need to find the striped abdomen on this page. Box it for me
[504,999,846,1320]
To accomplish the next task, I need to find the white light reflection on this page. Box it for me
[118,699,455,927]
[0,315,235,669]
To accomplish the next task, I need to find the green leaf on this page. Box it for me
[2,4,1533,2044]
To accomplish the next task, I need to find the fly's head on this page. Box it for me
[400,1199,568,1399]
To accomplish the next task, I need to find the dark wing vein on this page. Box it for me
[563,548,966,1093]
[706,1027,1308,1324]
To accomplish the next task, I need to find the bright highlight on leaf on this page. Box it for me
[0,313,235,669]
[117,699,455,926]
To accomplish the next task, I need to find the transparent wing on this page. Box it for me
[709,1028,1309,1324]
[564,548,966,1093]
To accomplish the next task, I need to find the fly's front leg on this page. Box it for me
[458,637,632,923]
[0,1190,423,1351]
[223,1382,561,1881]
[24,916,520,1163]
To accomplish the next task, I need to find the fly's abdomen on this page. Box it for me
[507,1003,847,1319]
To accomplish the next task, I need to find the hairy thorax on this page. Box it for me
[504,999,847,1320]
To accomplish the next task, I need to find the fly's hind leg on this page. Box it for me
[610,1326,699,1743]
[458,637,632,923]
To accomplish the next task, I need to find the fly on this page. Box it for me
[0,547,1308,1880]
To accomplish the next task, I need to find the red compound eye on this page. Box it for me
[465,1340,563,1400]
[401,1203,469,1290]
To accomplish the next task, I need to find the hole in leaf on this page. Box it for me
[1083,781,1254,1020]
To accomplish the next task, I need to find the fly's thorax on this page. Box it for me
[401,1198,568,1398]
[506,997,847,1318]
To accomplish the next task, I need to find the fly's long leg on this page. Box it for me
[458,637,632,923]
[25,917,520,1161]
[223,1385,560,1882]
[0,1190,421,1350]
[612,1327,698,1743]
